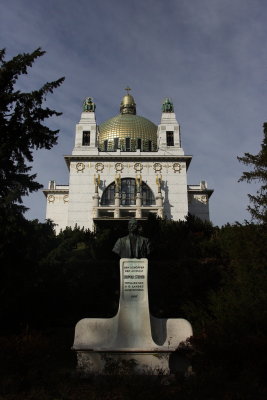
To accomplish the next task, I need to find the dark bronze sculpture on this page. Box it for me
[83,97,96,112]
[112,218,151,258]
[162,97,174,113]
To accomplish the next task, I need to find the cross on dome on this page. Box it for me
[124,86,131,94]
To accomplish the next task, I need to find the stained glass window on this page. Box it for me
[101,178,155,206]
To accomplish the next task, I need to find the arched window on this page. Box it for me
[101,178,155,206]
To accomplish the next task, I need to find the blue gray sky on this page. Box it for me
[1,0,267,227]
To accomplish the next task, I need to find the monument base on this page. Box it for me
[75,349,192,376]
[73,259,193,376]
[76,350,169,375]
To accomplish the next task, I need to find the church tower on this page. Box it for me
[44,90,213,234]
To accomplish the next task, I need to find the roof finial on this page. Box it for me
[120,88,136,115]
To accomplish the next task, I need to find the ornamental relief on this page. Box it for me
[48,195,55,203]
[115,162,124,172]
[153,163,162,172]
[172,162,181,173]
[194,194,208,204]
[76,162,85,172]
[95,162,104,172]
[134,162,143,172]
[63,195,69,203]
[201,195,208,204]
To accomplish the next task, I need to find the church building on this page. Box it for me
[43,89,213,234]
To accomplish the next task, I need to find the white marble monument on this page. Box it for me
[72,258,193,375]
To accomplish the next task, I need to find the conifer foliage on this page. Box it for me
[0,48,64,217]
[238,123,267,223]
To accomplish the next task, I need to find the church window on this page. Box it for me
[125,137,131,151]
[82,131,90,146]
[114,138,119,150]
[137,138,142,150]
[101,178,155,206]
[148,140,152,151]
[166,131,174,146]
[104,140,108,151]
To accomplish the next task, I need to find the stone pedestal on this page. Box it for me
[72,259,193,375]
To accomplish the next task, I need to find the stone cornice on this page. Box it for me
[187,187,214,198]
[64,154,192,170]
[43,188,69,197]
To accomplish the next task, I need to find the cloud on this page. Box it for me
[1,0,266,226]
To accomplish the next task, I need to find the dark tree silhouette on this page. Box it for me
[0,48,64,219]
[238,123,267,223]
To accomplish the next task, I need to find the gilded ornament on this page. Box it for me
[48,195,55,203]
[135,174,142,193]
[94,174,101,186]
[156,174,162,193]
[115,174,121,193]
[173,163,181,173]
[153,163,162,172]
[134,162,143,172]
[76,162,85,172]
[95,162,104,172]
[115,162,124,172]
[201,195,208,204]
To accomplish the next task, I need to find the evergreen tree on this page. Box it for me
[0,48,64,219]
[238,123,267,223]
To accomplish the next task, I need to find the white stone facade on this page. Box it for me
[43,95,213,234]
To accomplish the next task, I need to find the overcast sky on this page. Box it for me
[1,0,267,227]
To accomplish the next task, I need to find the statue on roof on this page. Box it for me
[162,97,174,113]
[83,97,96,112]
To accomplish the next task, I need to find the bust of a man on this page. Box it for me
[112,218,151,259]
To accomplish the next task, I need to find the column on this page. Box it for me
[135,175,142,218]
[156,174,163,218]
[93,174,100,218]
[114,174,121,218]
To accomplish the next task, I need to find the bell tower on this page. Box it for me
[72,97,98,155]
[157,98,182,152]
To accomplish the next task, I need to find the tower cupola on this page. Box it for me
[120,87,136,115]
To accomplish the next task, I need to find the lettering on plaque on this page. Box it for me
[122,261,146,301]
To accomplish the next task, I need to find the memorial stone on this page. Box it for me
[72,220,193,375]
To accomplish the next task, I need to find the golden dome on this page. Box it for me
[98,92,157,152]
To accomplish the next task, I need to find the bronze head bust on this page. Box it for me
[112,218,151,259]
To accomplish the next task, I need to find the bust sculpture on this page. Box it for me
[112,218,151,259]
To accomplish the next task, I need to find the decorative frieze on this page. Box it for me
[76,162,85,172]
[48,195,55,203]
[95,162,104,172]
[134,162,143,172]
[115,162,124,172]
[172,162,181,173]
[193,194,208,204]
[153,163,162,172]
